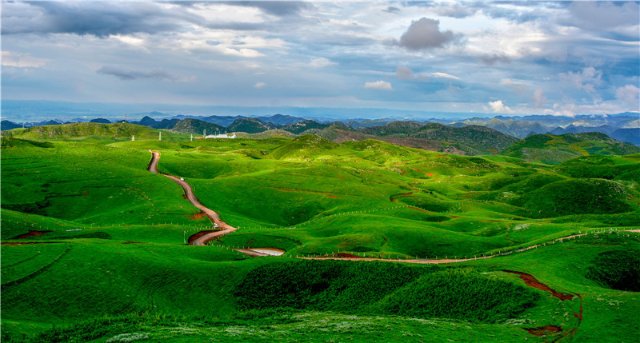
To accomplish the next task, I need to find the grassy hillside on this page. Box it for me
[171,118,226,135]
[228,118,277,133]
[310,122,518,155]
[6,122,188,142]
[504,133,640,164]
[1,123,639,342]
[361,122,519,155]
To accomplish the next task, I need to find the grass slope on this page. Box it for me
[1,123,639,342]
[504,133,640,164]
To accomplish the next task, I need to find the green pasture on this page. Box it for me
[1,124,639,342]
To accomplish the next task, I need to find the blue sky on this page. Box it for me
[2,1,639,118]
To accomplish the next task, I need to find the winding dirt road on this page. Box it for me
[148,151,237,246]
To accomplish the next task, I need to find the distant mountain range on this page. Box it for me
[2,112,638,152]
[457,113,639,144]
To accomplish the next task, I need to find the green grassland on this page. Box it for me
[503,132,640,164]
[1,124,639,342]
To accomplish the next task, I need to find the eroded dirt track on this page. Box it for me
[148,151,237,246]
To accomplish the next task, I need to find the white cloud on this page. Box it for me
[184,3,270,25]
[488,100,513,113]
[309,57,335,68]
[364,80,392,90]
[433,3,477,18]
[1,51,46,68]
[395,66,459,81]
[254,82,266,89]
[110,34,146,48]
[559,67,602,94]
[615,84,640,107]
[430,72,459,81]
[568,1,640,31]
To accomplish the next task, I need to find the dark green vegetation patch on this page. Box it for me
[522,179,632,218]
[234,261,538,323]
[376,269,539,323]
[234,261,426,312]
[586,250,640,292]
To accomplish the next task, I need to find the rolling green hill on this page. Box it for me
[360,122,519,155]
[171,118,226,135]
[7,122,187,142]
[281,119,329,134]
[1,123,639,342]
[310,121,519,155]
[503,133,640,164]
[228,118,277,133]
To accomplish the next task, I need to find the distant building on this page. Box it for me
[205,133,236,139]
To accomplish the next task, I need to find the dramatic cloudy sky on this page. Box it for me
[2,1,639,117]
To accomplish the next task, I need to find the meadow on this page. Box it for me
[1,124,639,342]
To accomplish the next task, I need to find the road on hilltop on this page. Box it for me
[147,151,237,246]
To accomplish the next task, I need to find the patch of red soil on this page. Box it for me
[503,270,574,301]
[12,230,53,239]
[526,325,562,336]
[187,230,216,244]
[190,211,207,220]
[426,173,434,177]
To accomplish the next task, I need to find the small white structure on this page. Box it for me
[205,133,236,139]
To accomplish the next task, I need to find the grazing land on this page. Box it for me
[1,123,639,342]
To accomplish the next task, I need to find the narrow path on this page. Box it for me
[148,151,237,246]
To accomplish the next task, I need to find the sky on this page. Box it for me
[2,0,639,119]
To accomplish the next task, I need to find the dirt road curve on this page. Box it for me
[148,151,237,246]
